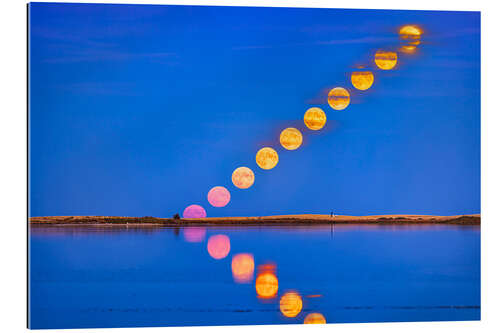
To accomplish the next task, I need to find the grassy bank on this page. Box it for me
[29,214,480,226]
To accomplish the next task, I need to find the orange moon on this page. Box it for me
[207,234,230,259]
[231,166,255,189]
[304,313,326,324]
[400,45,417,54]
[399,25,421,54]
[304,107,326,130]
[328,87,350,110]
[255,272,278,299]
[374,50,398,70]
[351,71,374,90]
[256,147,278,170]
[279,291,303,318]
[231,253,255,283]
[280,128,303,150]
[399,25,422,41]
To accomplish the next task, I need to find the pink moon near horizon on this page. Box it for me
[182,204,207,218]
[207,186,231,207]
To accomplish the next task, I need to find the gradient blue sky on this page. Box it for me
[28,3,480,217]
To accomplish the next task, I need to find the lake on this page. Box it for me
[28,224,480,329]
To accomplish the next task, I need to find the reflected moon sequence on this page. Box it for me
[182,231,327,322]
[32,222,481,328]
[25,10,481,329]
[173,24,428,325]
[182,230,329,323]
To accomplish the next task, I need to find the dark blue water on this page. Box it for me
[29,224,480,329]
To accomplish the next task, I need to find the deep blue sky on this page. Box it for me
[28,3,480,217]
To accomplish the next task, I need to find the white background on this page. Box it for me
[0,0,498,332]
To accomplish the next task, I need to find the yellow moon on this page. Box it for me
[280,128,302,150]
[399,25,421,54]
[400,45,416,54]
[256,147,278,170]
[327,87,350,110]
[304,107,326,130]
[231,166,255,189]
[399,25,421,41]
[374,50,397,70]
[351,71,374,90]
[304,313,326,324]
[279,291,303,318]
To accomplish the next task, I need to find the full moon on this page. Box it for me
[182,204,206,218]
[256,147,279,170]
[207,186,230,207]
[280,128,303,150]
[374,50,398,70]
[399,25,422,42]
[279,292,303,318]
[304,107,326,130]
[399,25,421,54]
[207,234,230,260]
[327,87,350,110]
[232,166,255,189]
[304,313,326,324]
[351,71,374,90]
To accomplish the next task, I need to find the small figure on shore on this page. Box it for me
[330,211,335,218]
[173,213,180,220]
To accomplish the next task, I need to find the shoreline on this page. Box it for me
[29,214,481,226]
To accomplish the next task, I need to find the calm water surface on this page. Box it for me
[29,224,480,329]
